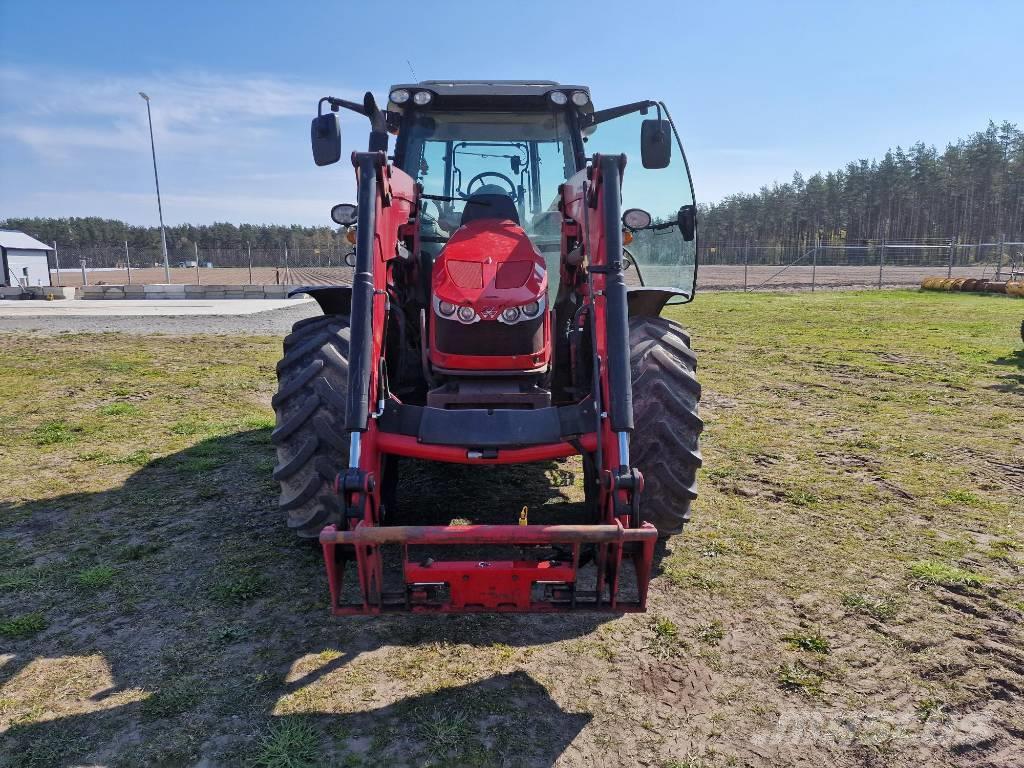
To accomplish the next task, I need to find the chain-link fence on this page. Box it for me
[698,237,1024,291]
[43,237,1024,291]
[46,245,356,287]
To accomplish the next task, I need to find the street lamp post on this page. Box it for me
[139,91,171,283]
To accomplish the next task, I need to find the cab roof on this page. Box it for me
[386,80,593,114]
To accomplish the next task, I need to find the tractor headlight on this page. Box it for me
[389,89,410,104]
[433,296,477,322]
[497,297,545,324]
[412,90,433,105]
[549,91,568,105]
[571,91,590,106]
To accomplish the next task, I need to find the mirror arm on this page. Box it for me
[319,96,366,118]
[583,100,657,128]
[319,94,394,136]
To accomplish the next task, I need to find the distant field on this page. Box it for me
[0,290,1021,767]
[47,265,999,290]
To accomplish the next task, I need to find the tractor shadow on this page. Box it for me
[991,348,1024,394]
[0,429,669,766]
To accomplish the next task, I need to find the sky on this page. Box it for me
[1,0,1023,227]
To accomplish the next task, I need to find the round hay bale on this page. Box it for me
[960,278,981,292]
[921,277,938,290]
[950,278,969,291]
[983,281,1008,294]
[1006,281,1024,297]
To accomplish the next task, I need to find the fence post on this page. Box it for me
[877,238,885,289]
[53,241,61,287]
[284,245,290,284]
[995,233,1005,281]
[194,242,201,285]
[80,259,88,286]
[125,240,132,285]
[743,240,749,292]
[947,238,954,278]
[811,236,818,292]
[247,242,253,285]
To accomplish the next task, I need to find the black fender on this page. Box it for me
[288,285,353,316]
[626,287,691,318]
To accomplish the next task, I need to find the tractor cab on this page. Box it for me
[383,82,697,398]
[383,82,697,301]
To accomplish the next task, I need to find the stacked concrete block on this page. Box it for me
[144,284,188,300]
[40,283,308,300]
[79,285,126,299]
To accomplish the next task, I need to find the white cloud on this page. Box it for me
[0,67,360,159]
[0,67,365,224]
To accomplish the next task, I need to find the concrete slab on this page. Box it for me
[0,298,313,317]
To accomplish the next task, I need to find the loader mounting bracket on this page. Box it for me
[319,522,658,614]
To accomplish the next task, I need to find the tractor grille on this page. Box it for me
[494,260,534,288]
[446,260,483,288]
[435,315,544,357]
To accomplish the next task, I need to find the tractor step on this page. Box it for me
[320,522,657,615]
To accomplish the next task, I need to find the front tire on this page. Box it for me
[271,315,350,538]
[629,316,703,536]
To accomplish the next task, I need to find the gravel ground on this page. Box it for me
[0,300,322,336]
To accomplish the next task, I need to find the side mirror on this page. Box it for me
[678,204,696,242]
[311,113,342,166]
[331,203,358,226]
[640,119,671,169]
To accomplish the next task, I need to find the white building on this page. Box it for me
[0,230,53,287]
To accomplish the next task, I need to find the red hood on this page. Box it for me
[433,219,546,316]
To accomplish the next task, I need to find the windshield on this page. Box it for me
[584,102,697,300]
[401,110,576,256]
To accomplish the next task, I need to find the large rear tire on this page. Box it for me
[271,315,350,538]
[629,316,703,536]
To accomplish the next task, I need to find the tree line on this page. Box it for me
[4,121,1023,249]
[698,121,1024,245]
[0,217,348,252]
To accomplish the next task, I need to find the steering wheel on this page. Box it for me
[465,171,517,198]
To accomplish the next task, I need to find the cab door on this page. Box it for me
[583,102,697,300]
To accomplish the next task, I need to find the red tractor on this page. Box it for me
[274,81,702,614]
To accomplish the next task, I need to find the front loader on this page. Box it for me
[273,81,702,614]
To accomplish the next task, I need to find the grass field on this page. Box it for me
[1,291,1022,767]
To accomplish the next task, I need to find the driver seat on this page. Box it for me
[460,184,520,227]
